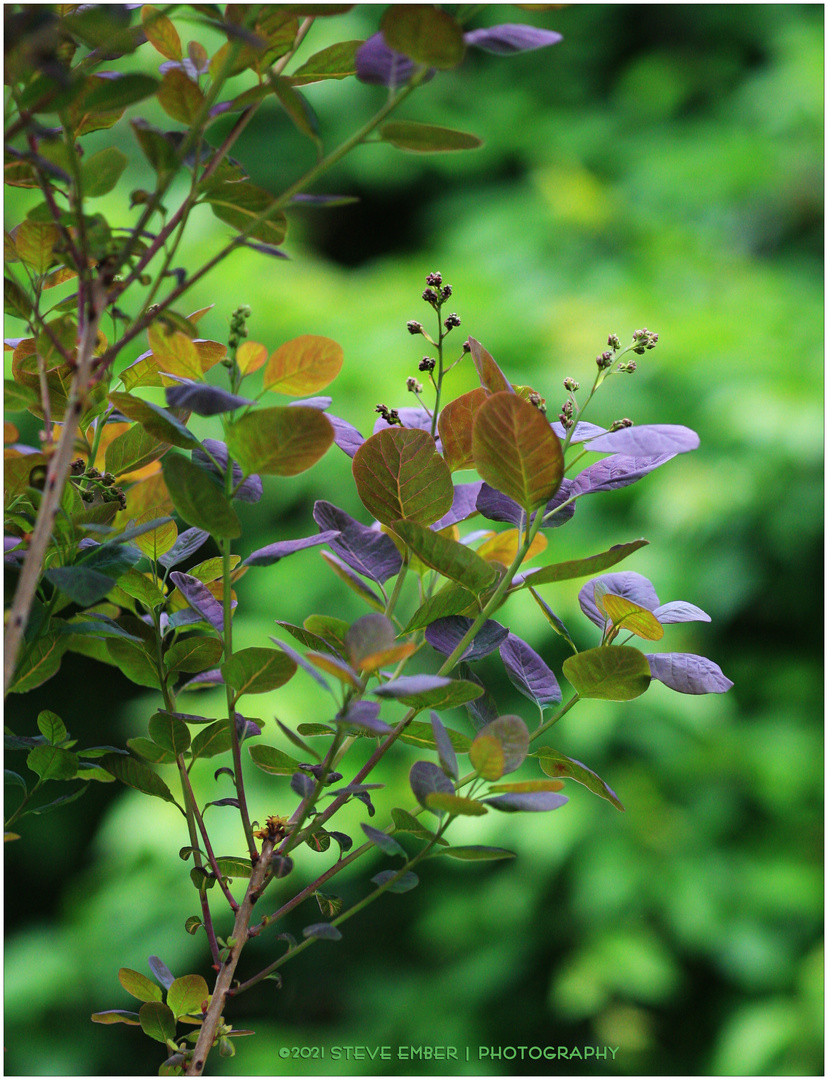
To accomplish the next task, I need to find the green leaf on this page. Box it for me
[514,540,650,588]
[474,714,530,775]
[320,551,386,612]
[165,637,223,675]
[221,647,296,697]
[204,181,287,245]
[534,747,625,812]
[5,276,32,320]
[435,845,517,861]
[353,428,453,527]
[83,73,160,112]
[184,917,202,936]
[158,69,205,124]
[190,720,233,761]
[139,1000,177,1044]
[303,615,350,654]
[105,639,160,689]
[315,891,343,919]
[403,583,476,633]
[371,869,419,894]
[390,807,449,845]
[131,119,180,174]
[9,633,68,693]
[37,709,67,745]
[425,792,488,816]
[81,147,128,197]
[225,406,334,477]
[215,856,253,882]
[148,713,191,755]
[396,720,471,753]
[105,423,170,477]
[379,120,482,153]
[391,519,497,593]
[248,744,302,776]
[100,753,181,808]
[472,391,563,512]
[167,974,209,1019]
[374,676,483,711]
[289,40,362,85]
[380,5,465,68]
[263,335,343,395]
[13,220,59,275]
[269,76,320,144]
[116,566,165,609]
[108,392,199,450]
[361,823,407,857]
[119,968,163,1003]
[43,565,115,607]
[127,737,175,765]
[562,646,652,701]
[161,453,241,538]
[5,770,27,792]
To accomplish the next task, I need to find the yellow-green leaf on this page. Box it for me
[225,406,333,477]
[263,335,343,395]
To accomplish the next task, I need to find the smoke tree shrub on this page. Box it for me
[4,5,732,1076]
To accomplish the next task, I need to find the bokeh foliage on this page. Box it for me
[5,4,822,1076]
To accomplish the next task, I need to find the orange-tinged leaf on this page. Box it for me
[478,528,547,565]
[357,641,417,673]
[472,392,563,512]
[438,387,489,471]
[600,593,664,641]
[264,335,343,395]
[236,340,268,375]
[4,421,19,443]
[487,779,565,793]
[467,337,513,394]
[306,651,361,687]
[14,220,59,274]
[131,506,178,560]
[352,428,453,527]
[158,68,204,125]
[147,327,202,379]
[141,5,182,60]
[194,339,227,373]
[118,968,163,1003]
[113,471,172,530]
[469,733,504,780]
[225,406,334,477]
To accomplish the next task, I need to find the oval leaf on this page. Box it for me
[483,791,568,813]
[475,714,530,774]
[353,428,453,527]
[535,747,624,811]
[381,5,465,68]
[409,760,454,812]
[472,392,563,512]
[425,792,487,816]
[162,454,240,538]
[139,1001,176,1044]
[563,646,652,700]
[645,653,733,695]
[601,593,664,641]
[391,518,497,594]
[248,744,302,776]
[119,968,163,1003]
[221,647,296,696]
[264,335,343,395]
[100,753,180,807]
[379,120,481,153]
[225,406,333,477]
[147,712,191,755]
[167,974,208,1020]
[499,633,562,708]
[373,675,483,710]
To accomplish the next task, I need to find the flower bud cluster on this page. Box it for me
[528,392,547,414]
[375,403,402,426]
[596,350,614,369]
[70,461,127,508]
[406,377,423,394]
[563,377,580,392]
[418,356,436,373]
[617,360,637,373]
[631,328,658,354]
[607,333,621,351]
[609,417,634,431]
[407,320,424,336]
[558,400,574,429]
[443,312,461,330]
[228,304,252,350]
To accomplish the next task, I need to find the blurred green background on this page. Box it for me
[5,4,823,1076]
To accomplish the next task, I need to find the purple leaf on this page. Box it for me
[483,791,568,812]
[336,700,393,736]
[169,572,226,633]
[464,24,563,55]
[157,527,211,569]
[270,636,332,692]
[458,662,499,729]
[409,760,454,811]
[476,483,524,527]
[327,415,365,458]
[313,501,402,584]
[646,653,733,694]
[431,712,459,781]
[425,617,509,662]
[288,396,331,411]
[499,633,562,708]
[584,424,700,456]
[302,923,342,941]
[355,32,435,87]
[373,675,454,699]
[538,477,577,529]
[432,482,483,530]
[578,572,660,628]
[571,454,676,496]
[245,531,339,567]
[320,550,386,607]
[290,771,315,799]
[193,439,262,503]
[235,240,289,260]
[551,419,607,443]
[652,601,711,624]
[180,668,224,689]
[372,406,442,453]
[164,381,254,417]
[235,713,261,741]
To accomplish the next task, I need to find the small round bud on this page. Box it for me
[440,283,452,300]
[422,288,438,304]
[407,320,423,335]
[563,377,580,392]
[444,312,461,329]
[425,271,442,287]
[406,377,423,394]
[607,333,621,351]
[462,339,471,353]
[418,356,436,372]
[596,353,613,369]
